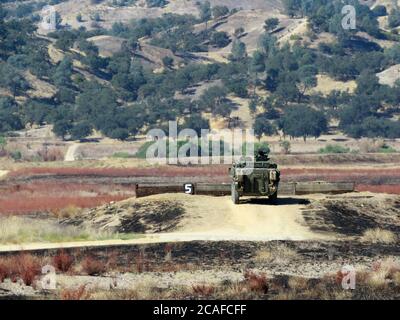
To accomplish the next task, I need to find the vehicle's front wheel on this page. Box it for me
[231,183,240,205]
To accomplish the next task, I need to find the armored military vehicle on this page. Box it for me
[230,150,280,204]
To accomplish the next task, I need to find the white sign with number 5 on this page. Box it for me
[184,184,194,195]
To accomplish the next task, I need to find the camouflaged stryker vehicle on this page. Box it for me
[229,150,280,204]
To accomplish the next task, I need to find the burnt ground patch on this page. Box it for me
[117,202,185,233]
[62,199,186,234]
[2,240,399,271]
[302,196,400,236]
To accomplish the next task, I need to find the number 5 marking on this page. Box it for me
[184,184,194,195]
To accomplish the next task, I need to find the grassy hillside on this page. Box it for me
[1,0,400,144]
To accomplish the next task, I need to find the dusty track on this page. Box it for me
[64,143,80,162]
[167,194,332,241]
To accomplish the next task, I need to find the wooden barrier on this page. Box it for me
[136,181,355,197]
[294,182,355,195]
[196,183,231,196]
[280,182,297,195]
[135,184,182,198]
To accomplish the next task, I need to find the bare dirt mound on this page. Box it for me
[303,193,400,236]
[64,193,332,241]
[63,192,400,244]
[63,196,185,234]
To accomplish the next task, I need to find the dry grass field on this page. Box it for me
[0,185,399,300]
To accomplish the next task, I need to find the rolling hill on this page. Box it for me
[1,0,400,142]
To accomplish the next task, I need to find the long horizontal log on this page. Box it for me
[136,182,355,197]
[295,182,355,195]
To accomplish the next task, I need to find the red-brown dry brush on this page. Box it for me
[18,254,42,286]
[335,270,345,286]
[60,285,91,300]
[0,195,130,215]
[0,259,11,283]
[37,148,65,162]
[281,168,400,176]
[8,166,400,183]
[164,243,173,262]
[244,270,269,294]
[8,166,229,179]
[0,181,134,195]
[81,256,106,276]
[192,284,215,297]
[0,254,42,286]
[106,251,119,271]
[357,184,400,195]
[0,180,136,215]
[53,250,75,273]
[134,251,147,273]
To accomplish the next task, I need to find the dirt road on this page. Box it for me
[64,143,79,162]
[158,194,332,242]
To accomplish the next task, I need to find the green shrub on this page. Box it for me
[289,34,302,41]
[112,152,134,158]
[318,144,350,154]
[136,140,271,160]
[135,139,232,159]
[279,140,291,154]
[378,145,397,153]
[135,141,156,159]
[10,150,22,161]
[0,136,6,147]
